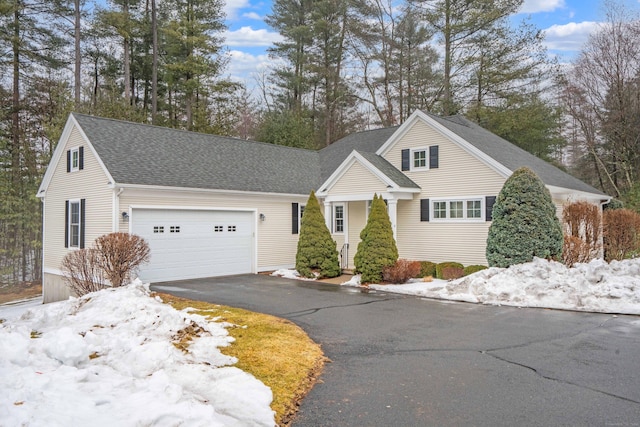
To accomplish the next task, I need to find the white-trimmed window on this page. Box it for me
[411,148,428,171]
[333,204,345,234]
[69,200,81,247]
[70,148,80,172]
[431,198,484,222]
[299,204,305,228]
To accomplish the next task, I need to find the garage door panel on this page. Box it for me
[132,209,254,282]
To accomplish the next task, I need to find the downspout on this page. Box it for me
[599,198,611,260]
[113,187,124,232]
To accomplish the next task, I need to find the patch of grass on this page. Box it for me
[157,293,325,426]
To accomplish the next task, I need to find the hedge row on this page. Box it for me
[413,260,488,280]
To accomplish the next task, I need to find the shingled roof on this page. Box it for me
[429,114,607,196]
[73,113,321,195]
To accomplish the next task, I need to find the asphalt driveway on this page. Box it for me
[152,275,640,426]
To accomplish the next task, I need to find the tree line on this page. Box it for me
[0,0,639,285]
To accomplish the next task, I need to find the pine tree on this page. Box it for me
[486,167,563,267]
[295,191,340,278]
[354,194,398,283]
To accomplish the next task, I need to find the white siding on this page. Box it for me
[119,188,305,270]
[346,201,366,268]
[328,161,389,196]
[43,125,114,273]
[385,120,506,265]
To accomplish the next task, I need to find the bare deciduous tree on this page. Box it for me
[61,248,107,296]
[93,232,150,287]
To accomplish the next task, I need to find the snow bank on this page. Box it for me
[270,269,318,280]
[369,258,640,315]
[0,281,275,426]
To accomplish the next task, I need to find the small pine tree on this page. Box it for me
[354,194,399,283]
[295,191,341,278]
[486,167,563,267]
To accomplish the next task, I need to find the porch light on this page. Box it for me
[121,211,129,221]
[259,213,266,221]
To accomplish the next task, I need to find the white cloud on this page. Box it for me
[242,12,263,20]
[224,26,284,47]
[224,0,250,20]
[519,0,565,14]
[543,21,599,52]
[222,50,284,93]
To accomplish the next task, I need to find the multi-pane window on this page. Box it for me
[467,200,482,218]
[214,225,224,232]
[71,148,80,172]
[334,204,344,233]
[434,201,447,219]
[449,201,464,218]
[153,226,164,233]
[413,150,427,168]
[69,201,80,247]
[170,226,180,233]
[228,225,237,232]
[431,198,483,221]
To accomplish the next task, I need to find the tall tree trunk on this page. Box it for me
[74,0,81,105]
[443,0,452,115]
[151,0,158,123]
[123,0,131,104]
[12,2,21,189]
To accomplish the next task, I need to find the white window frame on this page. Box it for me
[68,199,81,248]
[430,197,484,222]
[333,203,345,234]
[70,147,80,172]
[299,204,305,231]
[410,147,429,171]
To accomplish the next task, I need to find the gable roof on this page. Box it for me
[71,113,321,195]
[429,114,607,196]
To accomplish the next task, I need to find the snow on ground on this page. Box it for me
[0,281,275,427]
[270,269,318,280]
[366,258,640,315]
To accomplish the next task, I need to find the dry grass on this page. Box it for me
[0,281,42,304]
[157,293,325,426]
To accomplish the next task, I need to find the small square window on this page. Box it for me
[153,226,164,233]
[434,201,447,219]
[228,225,237,232]
[450,201,464,219]
[467,200,482,218]
[214,225,224,232]
[170,226,180,233]
[413,150,427,168]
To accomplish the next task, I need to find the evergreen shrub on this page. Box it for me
[486,167,563,267]
[418,261,437,278]
[354,194,398,283]
[436,262,463,279]
[382,259,421,284]
[295,191,340,278]
[463,265,488,276]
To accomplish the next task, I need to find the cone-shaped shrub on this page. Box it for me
[354,194,398,283]
[295,191,340,278]
[486,167,563,267]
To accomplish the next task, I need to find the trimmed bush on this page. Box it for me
[603,208,640,261]
[442,266,464,280]
[486,167,563,267]
[436,262,463,279]
[354,194,398,283]
[382,259,421,284]
[418,261,437,278]
[296,191,340,278]
[463,265,488,276]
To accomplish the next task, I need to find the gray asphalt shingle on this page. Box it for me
[73,113,321,195]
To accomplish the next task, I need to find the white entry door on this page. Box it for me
[131,209,254,282]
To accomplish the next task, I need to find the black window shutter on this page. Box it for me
[79,146,84,170]
[80,199,86,249]
[64,200,69,248]
[429,146,439,169]
[66,150,71,173]
[292,203,299,234]
[420,199,430,222]
[401,149,410,171]
[485,196,496,221]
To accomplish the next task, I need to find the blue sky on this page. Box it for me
[222,0,640,86]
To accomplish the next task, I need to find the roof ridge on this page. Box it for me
[71,112,318,154]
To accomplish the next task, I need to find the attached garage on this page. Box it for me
[131,208,255,282]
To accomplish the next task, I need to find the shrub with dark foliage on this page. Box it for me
[354,194,398,283]
[295,191,340,278]
[436,262,463,279]
[486,167,563,267]
[382,259,421,283]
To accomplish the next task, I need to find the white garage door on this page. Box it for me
[131,209,254,282]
